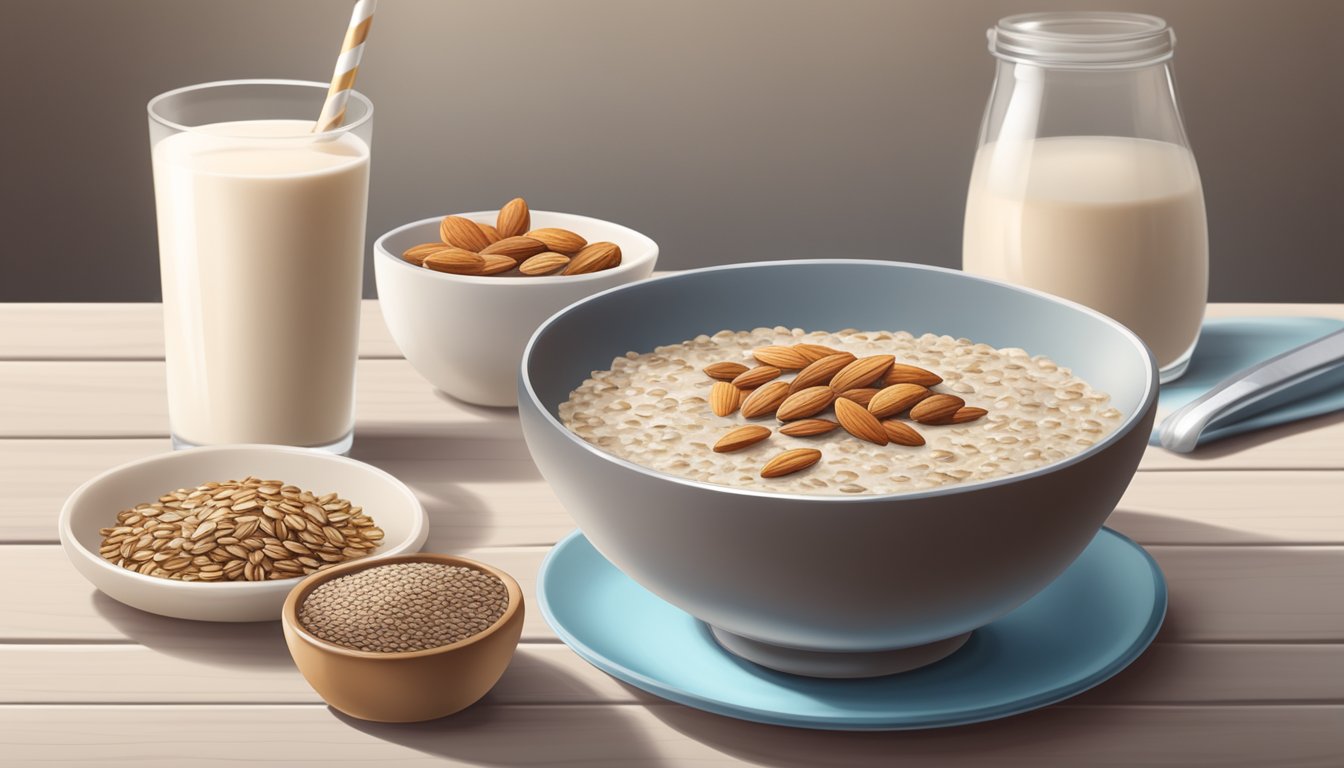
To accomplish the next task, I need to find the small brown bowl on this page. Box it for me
[281,553,524,723]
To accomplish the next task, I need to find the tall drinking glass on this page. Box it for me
[148,80,372,452]
[963,13,1207,383]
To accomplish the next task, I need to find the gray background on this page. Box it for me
[4,0,1340,302]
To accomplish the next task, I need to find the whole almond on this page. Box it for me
[478,253,518,275]
[481,236,547,259]
[740,381,791,419]
[838,388,880,406]
[714,425,772,453]
[778,419,840,437]
[776,386,835,421]
[519,252,571,276]
[910,394,966,425]
[793,343,842,363]
[439,215,492,251]
[710,382,741,417]
[789,352,857,393]
[731,366,781,389]
[563,242,622,275]
[704,361,750,381]
[753,345,811,370]
[834,397,888,445]
[526,227,587,254]
[422,248,486,275]
[497,197,530,238]
[883,364,944,387]
[950,406,989,424]
[477,222,503,244]
[868,383,932,418]
[881,420,926,446]
[401,242,449,266]
[829,355,895,393]
[760,448,822,478]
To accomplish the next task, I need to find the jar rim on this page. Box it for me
[988,12,1175,70]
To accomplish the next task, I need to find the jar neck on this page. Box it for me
[989,12,1175,71]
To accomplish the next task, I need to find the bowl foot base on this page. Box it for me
[708,626,972,679]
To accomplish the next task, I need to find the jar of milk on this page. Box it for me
[963,12,1208,383]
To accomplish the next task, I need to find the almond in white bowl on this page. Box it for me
[374,209,658,407]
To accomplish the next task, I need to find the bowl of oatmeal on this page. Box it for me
[519,260,1157,677]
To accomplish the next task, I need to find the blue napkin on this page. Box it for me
[1151,316,1344,446]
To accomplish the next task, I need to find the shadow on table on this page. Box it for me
[91,591,293,669]
[332,653,662,765]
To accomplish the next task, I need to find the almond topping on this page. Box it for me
[478,254,519,275]
[710,382,741,417]
[760,448,823,478]
[753,345,811,370]
[950,406,989,424]
[789,352,857,393]
[401,243,450,266]
[829,355,895,393]
[563,242,622,275]
[778,419,840,437]
[739,381,791,419]
[881,420,926,446]
[867,383,932,419]
[480,235,547,259]
[883,363,944,387]
[834,397,888,445]
[714,425,772,453]
[731,366,782,389]
[838,388,880,407]
[776,386,836,422]
[704,361,750,381]
[793,343,843,363]
[910,394,966,425]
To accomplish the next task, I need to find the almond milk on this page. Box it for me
[963,136,1208,375]
[152,119,369,447]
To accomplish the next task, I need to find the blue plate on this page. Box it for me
[538,528,1166,731]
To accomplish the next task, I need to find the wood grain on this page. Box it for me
[0,642,1338,706]
[0,704,1339,766]
[4,544,1341,644]
[0,301,400,360]
[3,436,1339,545]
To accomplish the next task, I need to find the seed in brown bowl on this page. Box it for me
[298,562,510,653]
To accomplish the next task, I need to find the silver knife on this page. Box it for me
[1158,328,1344,453]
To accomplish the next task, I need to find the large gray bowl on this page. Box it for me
[519,260,1157,677]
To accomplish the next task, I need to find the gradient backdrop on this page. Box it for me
[4,0,1340,301]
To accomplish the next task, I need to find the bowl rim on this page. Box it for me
[58,444,428,592]
[281,552,524,659]
[373,210,659,286]
[520,258,1159,504]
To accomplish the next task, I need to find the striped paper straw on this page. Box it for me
[313,0,377,133]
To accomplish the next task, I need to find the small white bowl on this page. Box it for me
[59,445,429,622]
[374,210,658,407]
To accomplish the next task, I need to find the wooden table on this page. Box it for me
[1,301,1341,766]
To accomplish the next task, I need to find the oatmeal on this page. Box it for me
[559,328,1124,495]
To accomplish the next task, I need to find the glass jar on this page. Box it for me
[963,12,1208,382]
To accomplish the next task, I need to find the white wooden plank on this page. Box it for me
[0,359,506,439]
[0,642,1337,706]
[2,437,1339,546]
[0,704,1339,767]
[3,544,1341,644]
[0,301,401,360]
[4,302,1340,361]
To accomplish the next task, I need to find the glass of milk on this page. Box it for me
[963,13,1208,383]
[148,80,372,452]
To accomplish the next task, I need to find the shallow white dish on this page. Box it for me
[374,210,659,407]
[59,445,428,622]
